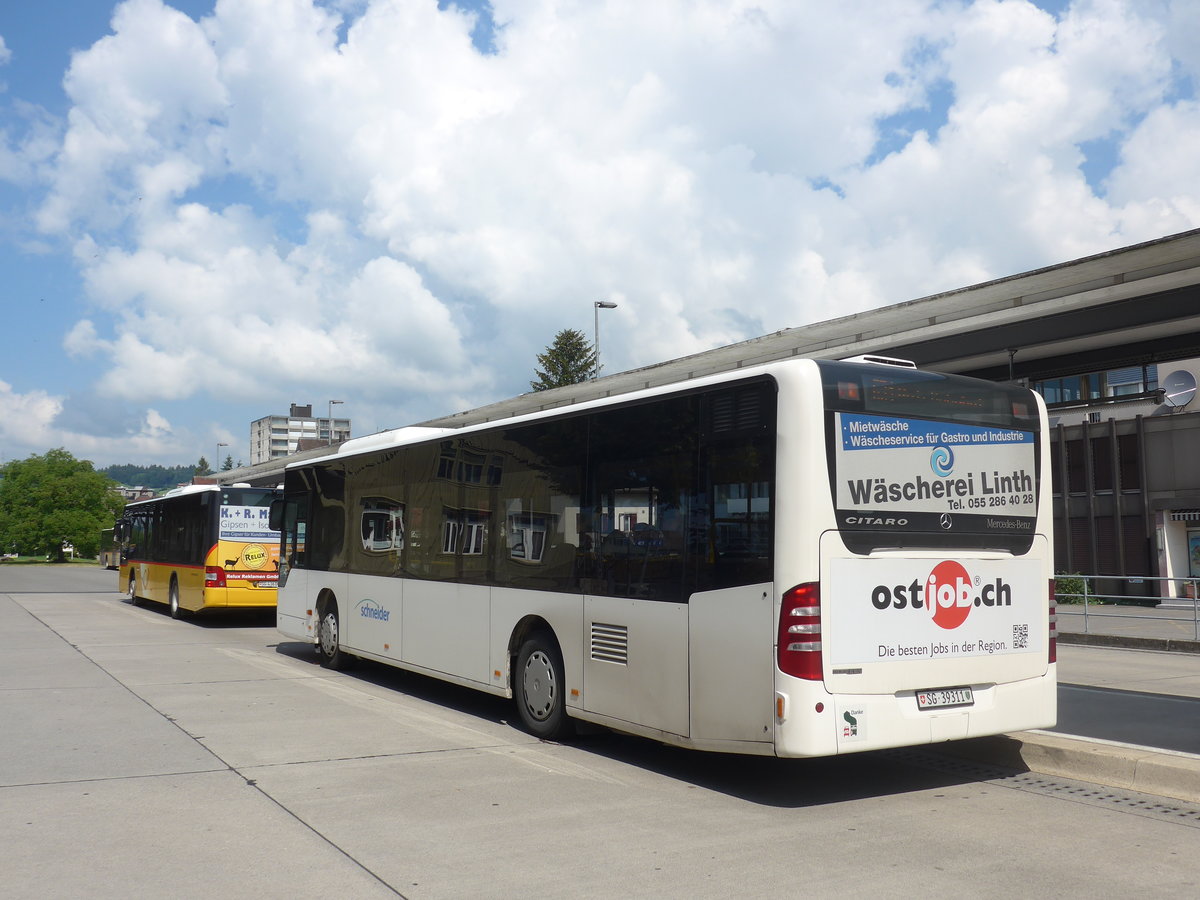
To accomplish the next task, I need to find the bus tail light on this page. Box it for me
[1048,579,1057,664]
[778,583,822,680]
[206,566,227,588]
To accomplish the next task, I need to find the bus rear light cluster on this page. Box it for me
[778,583,822,680]
[205,566,227,588]
[1048,579,1057,664]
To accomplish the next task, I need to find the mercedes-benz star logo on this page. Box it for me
[940,513,953,530]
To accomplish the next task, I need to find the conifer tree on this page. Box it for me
[530,328,599,391]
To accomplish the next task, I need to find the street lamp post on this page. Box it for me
[593,300,618,378]
[327,400,344,444]
[216,442,227,473]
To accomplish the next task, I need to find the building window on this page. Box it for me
[437,442,456,479]
[441,509,487,555]
[509,514,552,564]
[1033,365,1158,406]
[457,451,484,484]
[1118,434,1140,490]
[1064,439,1086,493]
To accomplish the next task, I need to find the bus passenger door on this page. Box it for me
[273,495,312,641]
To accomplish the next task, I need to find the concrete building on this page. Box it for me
[249,403,351,465]
[225,228,1200,597]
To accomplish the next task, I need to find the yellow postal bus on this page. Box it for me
[118,483,281,618]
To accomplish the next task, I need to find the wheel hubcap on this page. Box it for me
[320,613,338,657]
[522,650,556,721]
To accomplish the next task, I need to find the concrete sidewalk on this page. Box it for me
[0,591,398,899]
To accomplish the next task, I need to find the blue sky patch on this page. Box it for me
[438,0,500,55]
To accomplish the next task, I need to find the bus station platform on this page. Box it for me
[1057,600,1200,654]
[939,622,1200,804]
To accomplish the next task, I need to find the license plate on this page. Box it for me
[916,687,974,710]
[257,581,278,589]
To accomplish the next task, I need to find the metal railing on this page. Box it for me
[1055,574,1200,641]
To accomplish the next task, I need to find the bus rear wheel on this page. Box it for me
[515,632,573,741]
[317,601,347,670]
[127,574,139,607]
[168,578,185,619]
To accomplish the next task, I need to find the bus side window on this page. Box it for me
[303,465,346,572]
[586,396,696,603]
[687,383,776,594]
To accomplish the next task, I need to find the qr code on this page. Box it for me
[1013,624,1029,649]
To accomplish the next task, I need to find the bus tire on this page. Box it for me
[317,601,347,670]
[168,577,185,619]
[515,632,573,741]
[127,574,139,607]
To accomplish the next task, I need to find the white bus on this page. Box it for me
[273,357,1056,756]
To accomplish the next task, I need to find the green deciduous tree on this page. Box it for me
[530,328,599,391]
[0,449,125,560]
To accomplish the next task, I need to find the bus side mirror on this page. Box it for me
[269,499,286,532]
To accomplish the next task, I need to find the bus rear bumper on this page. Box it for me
[202,586,278,610]
[773,666,1057,757]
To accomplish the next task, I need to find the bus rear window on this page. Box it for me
[818,361,1040,554]
[822,362,1038,431]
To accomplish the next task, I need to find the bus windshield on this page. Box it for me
[819,361,1041,554]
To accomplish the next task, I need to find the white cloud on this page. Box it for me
[1164,0,1200,85]
[20,0,1200,459]
[831,0,1184,280]
[35,0,226,234]
[0,381,62,449]
[0,98,61,188]
[0,379,187,464]
[1111,101,1200,193]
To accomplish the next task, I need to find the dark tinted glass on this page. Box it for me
[290,377,777,601]
[820,360,1041,554]
[819,360,1039,430]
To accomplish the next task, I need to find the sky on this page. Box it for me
[1,0,1199,470]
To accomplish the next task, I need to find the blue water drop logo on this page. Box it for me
[930,445,954,477]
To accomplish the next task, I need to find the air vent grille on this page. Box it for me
[590,622,629,665]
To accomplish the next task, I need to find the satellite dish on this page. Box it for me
[1162,370,1197,408]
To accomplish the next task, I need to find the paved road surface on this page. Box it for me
[3,565,1197,899]
[1054,684,1200,753]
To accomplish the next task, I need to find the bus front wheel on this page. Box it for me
[317,602,347,670]
[515,632,573,741]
